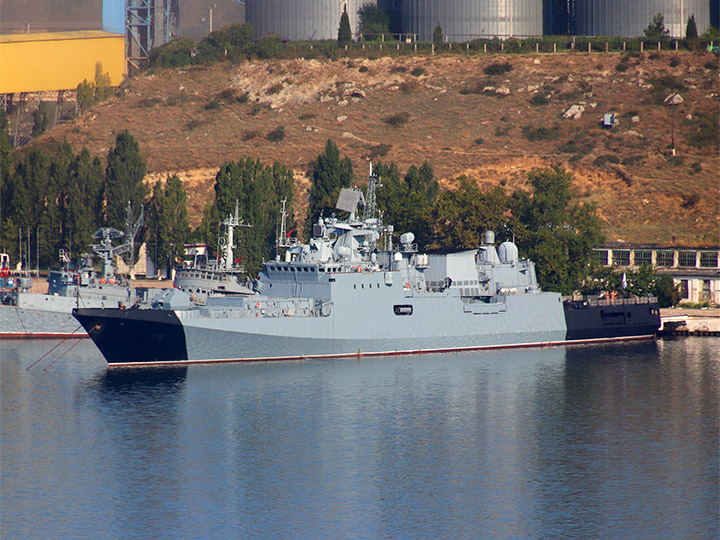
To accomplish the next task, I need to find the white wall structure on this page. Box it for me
[402,0,544,41]
[574,0,710,38]
[245,0,365,41]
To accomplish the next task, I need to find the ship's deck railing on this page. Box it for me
[563,295,658,307]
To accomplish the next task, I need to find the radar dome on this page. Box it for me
[483,231,495,245]
[498,241,519,264]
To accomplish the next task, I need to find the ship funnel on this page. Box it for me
[483,231,495,245]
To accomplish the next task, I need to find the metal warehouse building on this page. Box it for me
[0,30,125,95]
[574,0,710,38]
[244,0,365,41]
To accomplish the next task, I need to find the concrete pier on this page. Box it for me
[660,308,720,336]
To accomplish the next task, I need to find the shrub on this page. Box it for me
[593,154,621,167]
[474,138,484,145]
[359,66,369,73]
[484,61,513,76]
[399,81,419,93]
[204,99,220,110]
[521,125,558,141]
[368,143,391,158]
[411,67,426,77]
[137,97,163,108]
[243,130,260,141]
[383,112,410,127]
[669,57,681,67]
[148,37,195,68]
[681,193,700,208]
[530,94,550,106]
[686,116,719,148]
[615,62,629,72]
[266,125,285,142]
[299,113,316,120]
[265,82,284,95]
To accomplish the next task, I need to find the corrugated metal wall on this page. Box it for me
[574,0,710,38]
[245,0,364,41]
[401,0,543,41]
[0,31,125,94]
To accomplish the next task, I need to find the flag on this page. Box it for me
[622,272,627,290]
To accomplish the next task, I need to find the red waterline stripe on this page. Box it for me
[106,334,656,368]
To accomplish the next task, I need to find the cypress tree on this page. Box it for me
[308,139,353,225]
[104,130,147,230]
[686,15,698,40]
[433,22,443,45]
[338,6,352,45]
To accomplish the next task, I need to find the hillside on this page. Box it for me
[30,50,720,246]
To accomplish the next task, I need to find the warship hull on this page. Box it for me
[74,293,660,367]
[1,305,85,339]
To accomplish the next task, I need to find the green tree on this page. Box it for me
[0,110,14,234]
[357,2,390,41]
[104,131,148,266]
[652,275,681,307]
[644,13,670,40]
[338,6,353,45]
[196,22,256,62]
[146,175,190,274]
[376,161,438,248]
[60,147,105,257]
[149,37,196,68]
[94,62,113,102]
[31,103,50,137]
[433,21,443,44]
[76,79,95,115]
[511,167,604,295]
[685,15,698,40]
[4,148,52,265]
[199,157,294,274]
[308,139,353,226]
[431,177,509,250]
[700,26,720,40]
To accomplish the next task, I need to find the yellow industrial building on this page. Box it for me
[0,30,125,95]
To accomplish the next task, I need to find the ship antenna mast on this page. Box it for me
[363,162,382,222]
[277,198,293,250]
[219,201,251,270]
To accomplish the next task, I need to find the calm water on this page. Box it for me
[1,337,718,540]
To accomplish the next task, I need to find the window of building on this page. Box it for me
[595,250,609,265]
[679,279,689,299]
[656,251,675,267]
[701,280,711,302]
[700,252,719,268]
[678,251,697,268]
[612,250,630,266]
[634,250,652,265]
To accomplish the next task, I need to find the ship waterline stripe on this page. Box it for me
[105,334,656,368]
[1,332,88,340]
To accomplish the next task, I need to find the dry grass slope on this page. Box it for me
[29,51,720,246]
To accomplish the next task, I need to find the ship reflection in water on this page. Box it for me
[1,338,717,539]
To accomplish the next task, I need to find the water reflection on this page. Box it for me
[2,338,718,539]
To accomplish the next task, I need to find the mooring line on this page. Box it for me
[43,339,83,371]
[25,325,84,371]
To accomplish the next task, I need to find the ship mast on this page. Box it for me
[219,201,250,270]
[363,163,382,223]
